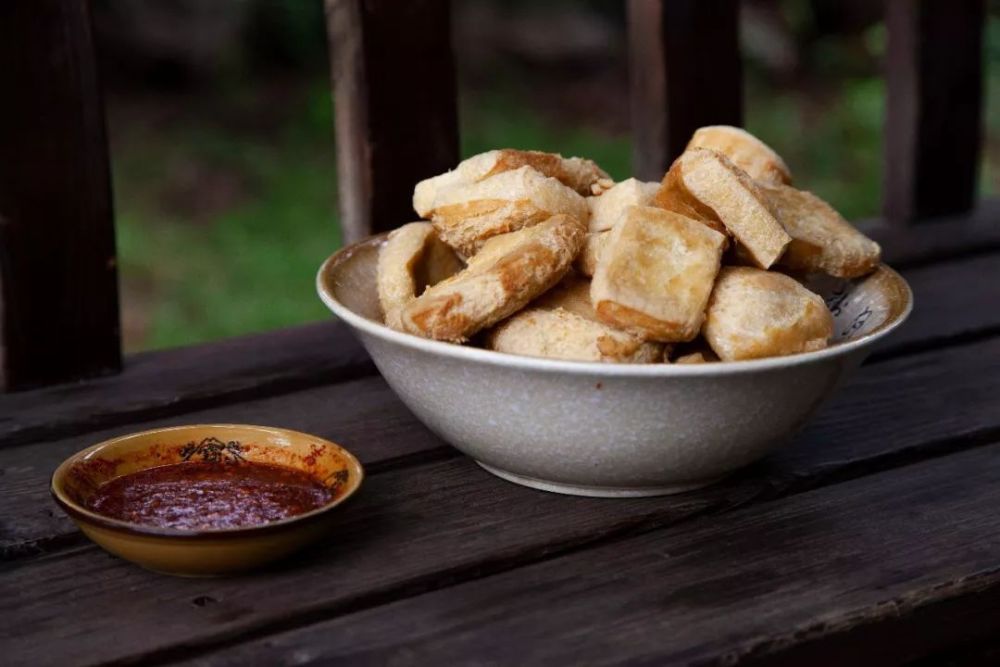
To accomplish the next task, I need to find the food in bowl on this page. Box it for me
[316,125,912,497]
[87,460,337,531]
[373,125,884,363]
[51,425,363,575]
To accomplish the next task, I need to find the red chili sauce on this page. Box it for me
[87,461,334,530]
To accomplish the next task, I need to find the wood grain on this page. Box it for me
[198,445,1000,666]
[0,321,372,449]
[883,0,985,224]
[867,199,1000,269]
[0,0,120,390]
[326,0,459,240]
[628,0,742,179]
[3,335,1000,665]
[871,251,1000,358]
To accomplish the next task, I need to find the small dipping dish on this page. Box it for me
[50,424,363,576]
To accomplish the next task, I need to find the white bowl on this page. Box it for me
[317,235,912,497]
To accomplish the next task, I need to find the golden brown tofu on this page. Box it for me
[591,206,726,342]
[376,222,463,330]
[400,214,586,342]
[703,266,834,361]
[654,148,790,269]
[586,178,660,232]
[413,149,611,217]
[487,307,662,363]
[686,125,792,186]
[764,184,881,278]
[428,166,589,256]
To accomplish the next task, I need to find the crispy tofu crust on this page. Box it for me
[413,149,611,217]
[429,166,588,256]
[487,307,663,363]
[591,206,726,342]
[686,125,792,186]
[574,231,610,277]
[651,161,728,236]
[400,214,586,342]
[655,148,790,269]
[703,266,834,361]
[376,222,463,330]
[587,178,660,232]
[764,184,881,278]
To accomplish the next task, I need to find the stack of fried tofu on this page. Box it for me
[375,126,882,363]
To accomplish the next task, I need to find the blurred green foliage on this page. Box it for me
[111,9,1000,352]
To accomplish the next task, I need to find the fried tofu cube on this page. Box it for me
[654,148,791,268]
[591,206,726,342]
[586,178,660,232]
[400,214,585,342]
[686,125,792,186]
[487,308,663,363]
[429,166,589,256]
[764,184,881,278]
[414,149,611,218]
[703,266,834,361]
[377,222,463,330]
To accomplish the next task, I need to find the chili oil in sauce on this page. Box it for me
[87,461,335,530]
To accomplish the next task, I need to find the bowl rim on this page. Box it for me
[50,423,364,540]
[316,235,914,376]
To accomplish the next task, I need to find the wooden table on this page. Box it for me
[3,213,1000,666]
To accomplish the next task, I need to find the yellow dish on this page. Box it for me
[50,424,363,576]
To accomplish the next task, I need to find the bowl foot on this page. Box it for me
[476,461,724,498]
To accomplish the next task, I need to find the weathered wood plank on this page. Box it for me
[0,0,120,389]
[197,445,1000,667]
[3,335,1000,666]
[883,0,985,224]
[0,321,372,449]
[627,0,742,179]
[0,373,444,559]
[873,251,1000,358]
[327,0,459,240]
[867,199,1000,269]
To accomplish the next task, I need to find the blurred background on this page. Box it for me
[93,0,1000,352]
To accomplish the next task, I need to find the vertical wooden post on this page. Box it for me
[326,0,460,242]
[0,1,121,391]
[884,0,985,224]
[628,0,743,181]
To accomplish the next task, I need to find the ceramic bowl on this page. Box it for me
[317,235,911,497]
[51,424,363,576]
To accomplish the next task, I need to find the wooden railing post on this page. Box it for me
[0,1,121,391]
[884,0,985,224]
[326,0,460,242]
[627,0,743,181]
